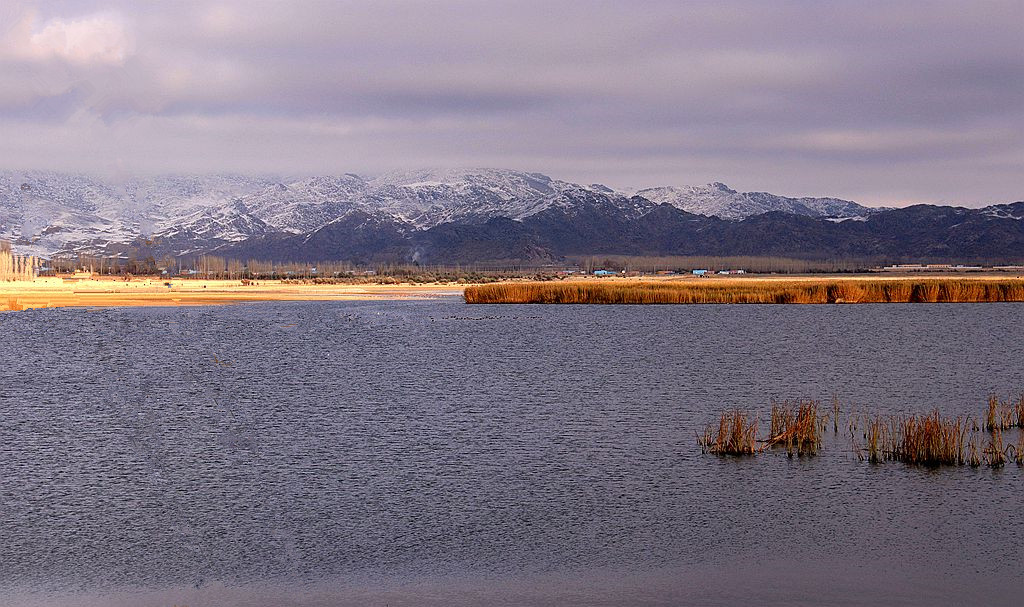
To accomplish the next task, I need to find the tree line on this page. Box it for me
[0,241,38,281]
[41,252,523,281]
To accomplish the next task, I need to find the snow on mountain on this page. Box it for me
[363,168,631,226]
[0,171,127,256]
[0,171,283,256]
[125,174,277,230]
[153,201,274,255]
[229,168,644,233]
[635,182,873,220]
[0,169,933,258]
[981,202,1024,221]
[240,175,369,233]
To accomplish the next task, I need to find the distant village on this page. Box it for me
[873,263,1024,273]
[562,268,747,277]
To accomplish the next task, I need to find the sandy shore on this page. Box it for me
[0,276,467,312]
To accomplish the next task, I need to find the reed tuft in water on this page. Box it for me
[984,395,1017,431]
[766,400,823,456]
[1011,432,1024,466]
[851,411,976,466]
[698,410,759,456]
[892,411,968,466]
[984,428,1007,468]
[697,394,1023,469]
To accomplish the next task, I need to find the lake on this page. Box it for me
[2,299,1023,606]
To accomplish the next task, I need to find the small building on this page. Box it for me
[593,269,617,276]
[692,269,709,276]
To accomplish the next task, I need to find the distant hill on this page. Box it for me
[0,169,1021,264]
[635,182,874,220]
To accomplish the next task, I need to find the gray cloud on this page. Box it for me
[0,0,1021,205]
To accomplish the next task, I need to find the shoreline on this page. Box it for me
[0,276,466,312]
[6,273,1024,312]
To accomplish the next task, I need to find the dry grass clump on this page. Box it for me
[464,278,1024,305]
[698,410,759,456]
[855,411,969,466]
[766,400,823,456]
[892,411,969,466]
[851,409,1018,468]
[985,428,1007,468]
[984,395,1018,431]
[968,434,982,467]
[864,415,888,464]
[1010,432,1024,466]
[696,394,1023,469]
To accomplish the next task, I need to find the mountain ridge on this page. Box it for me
[0,169,1020,264]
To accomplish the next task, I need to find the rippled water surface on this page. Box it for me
[2,299,1024,606]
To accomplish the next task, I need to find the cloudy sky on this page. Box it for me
[1,1,1021,205]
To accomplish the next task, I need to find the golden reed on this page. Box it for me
[465,278,1024,305]
[767,400,823,456]
[699,393,1023,468]
[698,410,759,455]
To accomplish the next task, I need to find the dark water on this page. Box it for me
[1,299,1023,606]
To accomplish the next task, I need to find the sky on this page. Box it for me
[0,0,1021,206]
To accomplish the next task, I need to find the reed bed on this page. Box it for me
[698,394,1023,469]
[465,278,1024,305]
[968,435,982,467]
[982,394,1024,433]
[891,411,968,466]
[850,410,1017,468]
[1011,432,1024,466]
[766,400,823,456]
[864,415,887,464]
[984,396,1016,431]
[698,410,759,455]
[985,428,1007,468]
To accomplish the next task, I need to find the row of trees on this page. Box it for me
[40,251,546,282]
[20,246,891,279]
[48,253,172,276]
[194,256,361,279]
[45,252,419,279]
[573,254,877,274]
[0,241,38,281]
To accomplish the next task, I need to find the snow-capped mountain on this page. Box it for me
[365,168,565,226]
[241,175,370,233]
[3,168,1018,264]
[635,182,874,220]
[0,171,276,256]
[1,169,655,256]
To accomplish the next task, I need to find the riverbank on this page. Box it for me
[0,276,465,312]
[464,275,1024,304]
